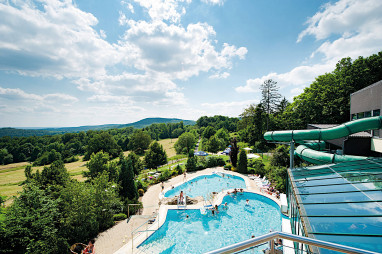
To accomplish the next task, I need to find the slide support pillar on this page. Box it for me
[290,141,295,169]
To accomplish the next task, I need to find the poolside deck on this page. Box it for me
[95,167,280,254]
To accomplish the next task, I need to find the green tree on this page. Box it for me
[237,150,248,174]
[127,152,143,175]
[92,171,121,231]
[202,126,216,139]
[59,181,99,245]
[3,184,64,253]
[144,141,167,169]
[207,135,221,153]
[215,128,230,144]
[270,145,290,167]
[174,132,196,154]
[84,151,118,182]
[84,132,122,160]
[128,130,152,155]
[0,148,9,165]
[119,157,138,200]
[185,152,197,172]
[261,79,281,130]
[229,137,239,167]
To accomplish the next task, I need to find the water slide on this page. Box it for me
[264,116,382,164]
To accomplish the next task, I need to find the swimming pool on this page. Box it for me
[139,192,282,253]
[164,173,246,198]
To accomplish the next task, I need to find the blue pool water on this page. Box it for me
[139,192,282,253]
[164,173,246,198]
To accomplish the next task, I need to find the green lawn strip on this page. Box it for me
[0,165,29,174]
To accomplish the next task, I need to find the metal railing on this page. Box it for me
[204,231,380,254]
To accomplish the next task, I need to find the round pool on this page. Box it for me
[164,173,246,198]
[139,192,282,253]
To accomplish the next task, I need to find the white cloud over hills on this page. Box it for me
[237,0,382,100]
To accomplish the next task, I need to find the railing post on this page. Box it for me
[270,239,275,254]
[290,141,295,169]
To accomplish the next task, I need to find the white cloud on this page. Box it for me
[209,71,230,79]
[237,0,382,99]
[122,20,247,80]
[298,0,382,61]
[0,1,121,79]
[201,0,225,5]
[132,0,189,23]
[43,93,79,103]
[0,86,78,103]
[87,94,132,104]
[0,0,248,125]
[298,0,382,42]
[201,100,258,117]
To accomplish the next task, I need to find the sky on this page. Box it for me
[0,0,381,127]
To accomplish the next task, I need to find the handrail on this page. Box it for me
[204,231,380,254]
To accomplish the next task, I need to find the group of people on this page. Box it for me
[263,186,280,199]
[72,239,95,254]
[227,188,244,195]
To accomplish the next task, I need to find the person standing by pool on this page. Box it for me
[183,171,187,182]
[179,191,184,205]
[161,182,164,192]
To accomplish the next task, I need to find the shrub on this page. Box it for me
[158,169,171,182]
[175,164,183,175]
[113,213,127,221]
[248,159,266,177]
[224,164,232,170]
[138,189,144,196]
[237,150,248,174]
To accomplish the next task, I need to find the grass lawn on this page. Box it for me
[0,156,88,206]
[158,138,178,158]
[0,138,180,206]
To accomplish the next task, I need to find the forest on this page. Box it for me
[0,51,381,253]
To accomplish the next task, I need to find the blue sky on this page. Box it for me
[0,0,381,127]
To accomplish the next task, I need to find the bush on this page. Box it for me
[237,150,248,174]
[175,164,183,175]
[136,180,147,192]
[248,159,266,177]
[224,164,232,170]
[63,155,79,163]
[113,213,127,221]
[138,189,144,196]
[158,169,171,182]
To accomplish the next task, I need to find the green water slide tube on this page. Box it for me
[264,116,382,164]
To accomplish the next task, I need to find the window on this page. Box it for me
[365,111,372,117]
[373,109,380,116]
[373,129,379,137]
[351,114,357,120]
[357,112,364,119]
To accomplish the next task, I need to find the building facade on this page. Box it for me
[350,80,382,154]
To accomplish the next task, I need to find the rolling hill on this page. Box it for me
[0,118,195,137]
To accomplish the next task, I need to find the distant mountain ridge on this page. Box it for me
[0,117,195,138]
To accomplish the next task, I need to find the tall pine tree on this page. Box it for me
[119,157,138,200]
[237,150,248,174]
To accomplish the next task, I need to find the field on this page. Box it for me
[0,138,178,206]
[158,138,178,158]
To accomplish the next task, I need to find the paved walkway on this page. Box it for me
[95,167,277,254]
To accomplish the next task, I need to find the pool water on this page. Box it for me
[164,173,246,198]
[139,192,282,253]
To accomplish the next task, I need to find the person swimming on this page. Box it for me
[246,199,249,205]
